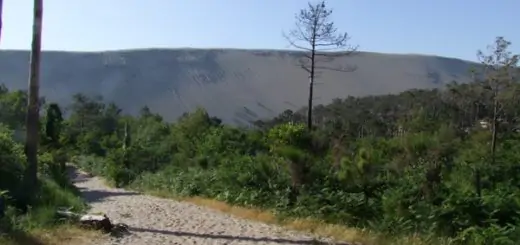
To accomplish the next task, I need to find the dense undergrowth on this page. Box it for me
[0,88,86,243]
[2,37,520,245]
[69,40,519,243]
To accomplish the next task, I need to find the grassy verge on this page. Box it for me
[0,177,98,245]
[74,156,448,245]
[0,226,99,245]
[137,188,447,245]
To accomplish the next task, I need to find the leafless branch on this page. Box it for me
[315,64,357,72]
[283,1,358,74]
[282,1,358,130]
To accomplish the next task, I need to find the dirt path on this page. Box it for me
[69,167,350,245]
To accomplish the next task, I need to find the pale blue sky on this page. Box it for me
[1,0,518,61]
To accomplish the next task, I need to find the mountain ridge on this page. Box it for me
[0,48,479,61]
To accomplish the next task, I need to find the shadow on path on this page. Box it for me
[66,165,92,183]
[79,189,140,203]
[129,227,351,245]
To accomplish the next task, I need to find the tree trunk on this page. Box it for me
[307,48,315,131]
[475,169,482,197]
[24,0,43,197]
[491,89,498,165]
[288,160,304,206]
[485,88,499,195]
[0,0,3,44]
[363,187,369,207]
[289,161,300,192]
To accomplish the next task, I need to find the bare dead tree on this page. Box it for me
[283,1,358,131]
[24,0,43,196]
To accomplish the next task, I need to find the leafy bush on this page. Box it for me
[0,91,85,240]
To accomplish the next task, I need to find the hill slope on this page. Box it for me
[0,49,475,125]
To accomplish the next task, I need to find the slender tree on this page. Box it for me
[24,0,43,194]
[122,120,131,168]
[0,0,3,44]
[476,37,519,165]
[462,37,519,198]
[284,1,358,131]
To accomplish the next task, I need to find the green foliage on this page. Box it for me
[0,86,27,129]
[267,122,307,147]
[43,103,63,148]
[0,89,85,238]
[61,72,520,243]
[0,124,26,202]
[2,37,519,244]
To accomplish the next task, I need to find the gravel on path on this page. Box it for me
[69,167,351,245]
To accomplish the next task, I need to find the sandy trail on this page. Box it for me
[68,167,350,245]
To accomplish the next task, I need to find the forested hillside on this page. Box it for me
[0,49,475,125]
[2,36,519,244]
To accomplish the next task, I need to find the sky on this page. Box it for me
[1,0,518,61]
